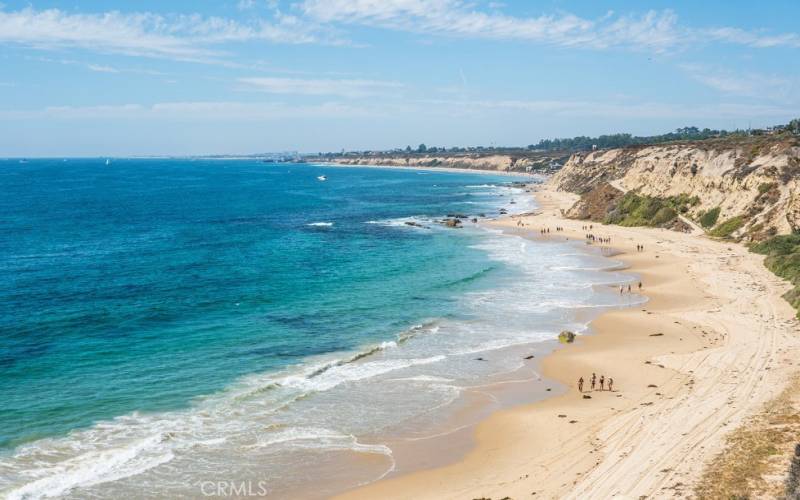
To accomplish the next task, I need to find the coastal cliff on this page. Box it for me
[549,135,800,240]
[328,152,569,174]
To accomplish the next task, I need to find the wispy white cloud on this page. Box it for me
[87,64,120,73]
[704,27,800,49]
[0,8,215,60]
[0,7,336,63]
[300,1,682,51]
[3,97,791,123]
[0,3,798,68]
[300,0,800,52]
[237,0,257,10]
[419,97,796,120]
[29,55,167,76]
[0,101,380,120]
[680,63,797,101]
[237,76,403,97]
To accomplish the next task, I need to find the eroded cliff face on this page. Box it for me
[549,137,800,239]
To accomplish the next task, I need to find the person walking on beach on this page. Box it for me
[627,284,631,293]
[591,373,597,391]
[578,377,584,393]
[638,281,642,291]
[608,378,614,392]
[599,375,605,391]
[620,285,624,295]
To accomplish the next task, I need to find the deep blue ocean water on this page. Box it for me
[0,159,642,499]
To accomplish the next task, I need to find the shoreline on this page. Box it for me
[336,185,800,499]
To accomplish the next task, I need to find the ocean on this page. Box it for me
[0,160,642,499]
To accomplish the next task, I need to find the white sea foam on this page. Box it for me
[364,216,433,228]
[307,222,334,227]
[251,427,393,456]
[6,433,175,500]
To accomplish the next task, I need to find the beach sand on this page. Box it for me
[336,186,800,499]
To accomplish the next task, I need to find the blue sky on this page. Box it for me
[0,0,799,156]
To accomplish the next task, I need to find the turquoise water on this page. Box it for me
[0,160,641,499]
[1,160,514,447]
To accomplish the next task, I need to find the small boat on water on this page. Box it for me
[105,159,111,166]
[317,175,327,181]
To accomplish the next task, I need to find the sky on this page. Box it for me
[0,0,799,156]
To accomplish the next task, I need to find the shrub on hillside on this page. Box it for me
[700,207,721,228]
[758,182,777,195]
[602,192,691,228]
[751,233,800,318]
[652,206,678,225]
[709,216,745,238]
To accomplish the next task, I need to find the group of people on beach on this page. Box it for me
[636,244,645,252]
[619,281,642,294]
[585,234,611,245]
[578,372,613,393]
[515,220,526,227]
[537,226,566,235]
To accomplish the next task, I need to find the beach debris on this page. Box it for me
[471,218,478,223]
[558,330,577,343]
[524,355,535,359]
[583,395,592,399]
[569,420,578,424]
[648,384,658,388]
[649,333,665,337]
[546,388,552,391]
[558,414,567,418]
[441,218,462,228]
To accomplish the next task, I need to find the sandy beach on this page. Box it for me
[337,185,800,499]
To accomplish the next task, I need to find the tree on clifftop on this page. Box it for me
[417,144,427,153]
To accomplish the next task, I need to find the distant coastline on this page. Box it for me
[311,161,540,177]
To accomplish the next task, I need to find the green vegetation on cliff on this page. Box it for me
[531,118,799,152]
[709,216,746,238]
[751,233,800,318]
[603,192,698,228]
[530,127,734,151]
[699,207,721,228]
